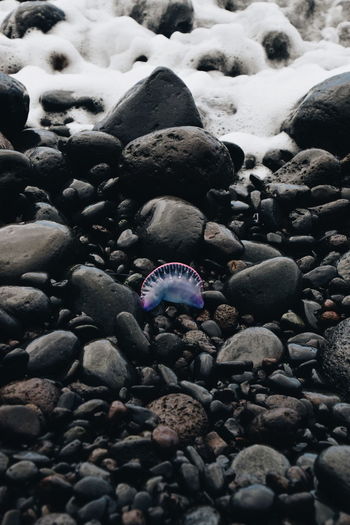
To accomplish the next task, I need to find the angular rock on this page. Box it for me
[225,257,302,321]
[81,339,134,391]
[69,265,140,335]
[0,378,60,415]
[119,126,234,203]
[1,1,65,39]
[137,197,205,261]
[320,318,350,398]
[217,327,283,367]
[148,394,208,443]
[231,444,290,485]
[283,72,350,155]
[94,67,202,144]
[0,221,74,283]
[204,222,243,261]
[26,330,79,377]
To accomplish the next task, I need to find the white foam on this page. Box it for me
[0,0,348,172]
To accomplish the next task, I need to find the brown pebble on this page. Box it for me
[101,458,118,471]
[227,260,248,274]
[323,299,336,310]
[0,378,60,415]
[108,400,128,424]
[152,424,179,449]
[88,448,108,464]
[122,509,146,525]
[204,431,228,456]
[214,304,238,332]
[320,311,340,323]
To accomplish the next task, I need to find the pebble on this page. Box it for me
[231,484,275,520]
[204,222,243,261]
[1,2,65,39]
[26,330,79,377]
[0,378,60,415]
[35,515,77,525]
[231,444,290,485]
[115,312,150,361]
[315,445,350,512]
[0,73,29,138]
[6,460,38,483]
[0,405,41,441]
[320,318,350,397]
[182,506,220,525]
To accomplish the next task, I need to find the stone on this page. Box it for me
[232,484,275,520]
[26,147,71,193]
[148,393,208,443]
[337,251,350,281]
[248,407,304,445]
[283,72,350,155]
[119,127,233,203]
[65,130,122,173]
[0,405,41,441]
[320,318,350,398]
[231,444,290,485]
[182,506,220,525]
[217,327,283,367]
[26,330,79,377]
[68,265,140,335]
[0,378,60,415]
[0,150,31,197]
[204,222,243,261]
[0,221,74,283]
[1,1,65,39]
[0,73,29,137]
[81,339,134,391]
[115,311,150,361]
[6,460,38,483]
[0,286,50,323]
[241,240,282,263]
[137,197,205,261]
[315,446,350,512]
[94,67,202,144]
[225,257,302,321]
[35,515,77,525]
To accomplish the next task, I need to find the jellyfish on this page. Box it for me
[140,262,204,311]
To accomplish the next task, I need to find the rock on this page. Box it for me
[115,312,150,361]
[283,72,350,155]
[183,506,220,525]
[213,304,238,332]
[217,327,283,367]
[241,240,282,263]
[0,150,31,198]
[337,251,350,281]
[231,444,290,485]
[320,318,350,398]
[40,90,103,114]
[232,484,275,520]
[119,127,233,203]
[111,437,158,467]
[26,330,79,377]
[115,0,193,37]
[16,127,59,152]
[148,394,208,443]
[65,131,122,173]
[137,197,205,261]
[69,265,140,335]
[1,1,65,39]
[225,257,302,321]
[26,147,71,193]
[94,67,202,144]
[204,222,243,261]
[35,515,77,525]
[81,339,134,391]
[74,476,113,502]
[0,286,50,323]
[0,378,60,415]
[0,74,29,137]
[6,460,38,483]
[248,407,304,445]
[0,221,74,283]
[0,405,41,441]
[315,446,350,512]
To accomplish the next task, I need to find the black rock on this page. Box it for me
[94,67,202,144]
[263,30,290,60]
[74,476,113,502]
[40,90,103,114]
[315,445,350,512]
[0,286,50,324]
[26,147,71,193]
[1,1,65,38]
[225,257,302,321]
[26,330,79,377]
[0,150,31,197]
[337,250,350,281]
[303,265,337,287]
[137,196,205,261]
[241,240,282,263]
[283,72,350,155]
[115,312,150,361]
[65,131,122,173]
[6,460,38,483]
[217,327,283,367]
[81,339,134,390]
[119,126,234,203]
[320,318,350,398]
[15,127,59,152]
[232,484,275,520]
[69,265,140,335]
[0,74,29,137]
[182,506,220,525]
[204,222,243,261]
[0,221,74,283]
[223,141,245,172]
[0,405,41,441]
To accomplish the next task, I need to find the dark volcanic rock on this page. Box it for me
[320,318,350,398]
[26,147,71,193]
[204,221,243,261]
[337,250,350,281]
[148,394,208,443]
[225,257,302,321]
[217,327,283,367]
[0,405,41,441]
[0,150,31,197]
[65,130,122,172]
[232,484,275,520]
[1,1,65,39]
[241,240,282,263]
[81,339,134,390]
[283,72,350,155]
[119,126,234,203]
[0,74,29,137]
[26,330,79,377]
[0,221,74,283]
[269,148,341,188]
[115,0,194,37]
[137,197,205,261]
[69,265,140,335]
[231,444,290,485]
[0,286,50,323]
[94,67,202,144]
[0,378,60,415]
[315,445,350,512]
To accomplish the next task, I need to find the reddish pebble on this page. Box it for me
[324,299,336,310]
[108,400,128,424]
[320,311,340,323]
[152,424,179,449]
[122,509,146,525]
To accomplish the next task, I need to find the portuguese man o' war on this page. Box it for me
[140,262,204,311]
